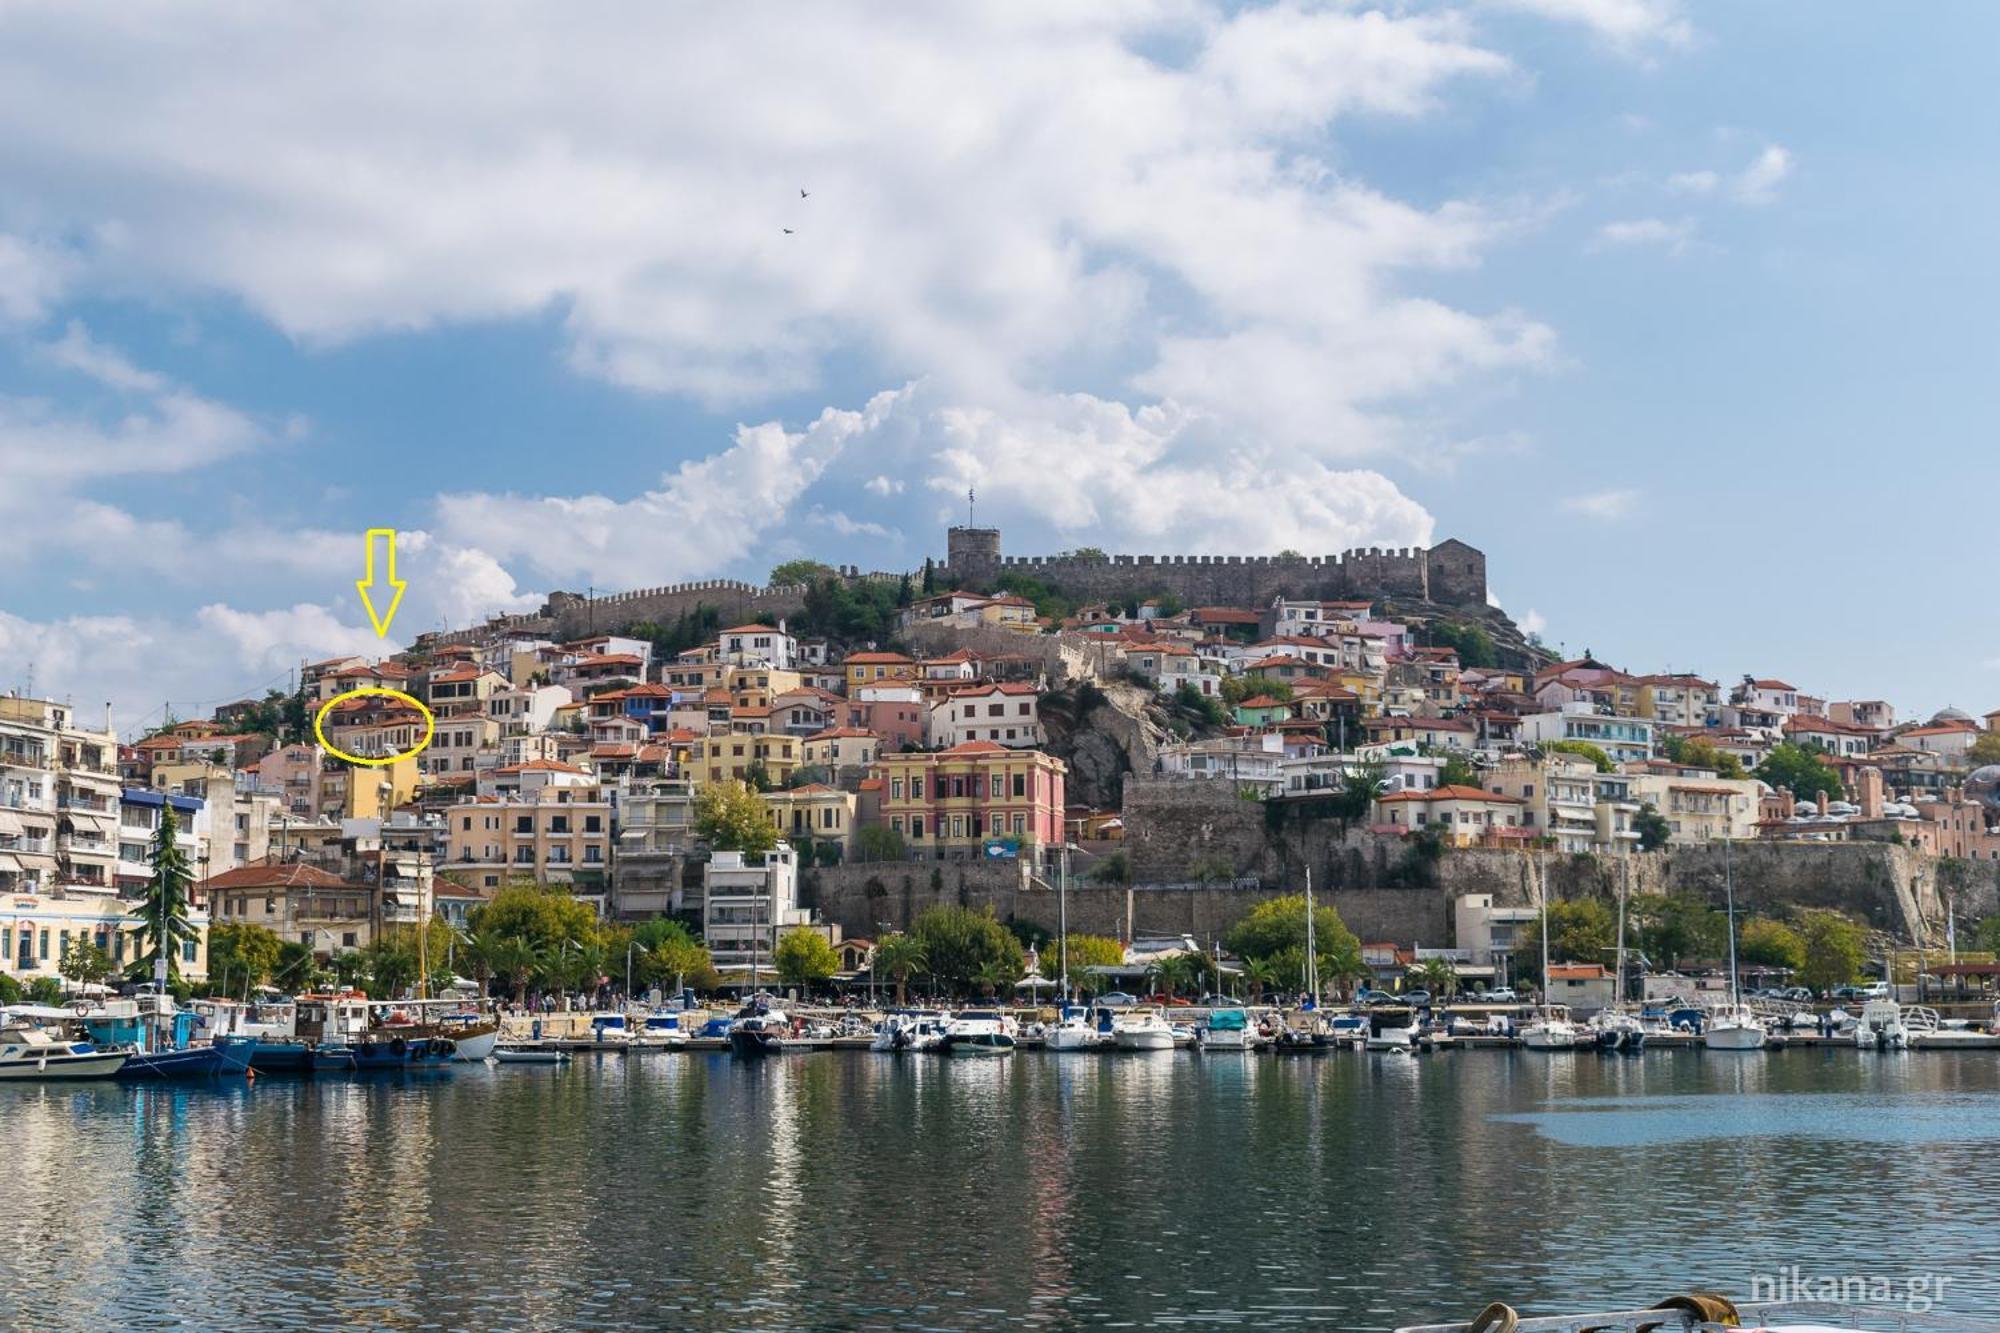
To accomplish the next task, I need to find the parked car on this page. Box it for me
[1828,985,1866,1001]
[1856,982,1891,999]
[1399,990,1433,1007]
[1478,987,1519,1004]
[1355,988,1398,1006]
[1780,987,1814,1003]
[1094,991,1139,1007]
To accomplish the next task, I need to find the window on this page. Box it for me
[910,817,924,839]
[342,932,357,948]
[891,778,903,800]
[264,896,275,915]
[300,932,312,946]
[1013,773,1026,798]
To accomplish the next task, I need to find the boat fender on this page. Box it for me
[389,1037,407,1056]
[1638,1293,1739,1330]
[1466,1302,1518,1333]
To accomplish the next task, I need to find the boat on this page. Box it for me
[1397,1293,1988,1331]
[634,1010,690,1048]
[1112,1007,1175,1051]
[0,1011,128,1080]
[1591,1010,1647,1053]
[1198,1006,1256,1051]
[492,1046,569,1065]
[1044,1010,1100,1051]
[727,1004,793,1058]
[940,1009,1017,1056]
[587,1013,633,1047]
[1520,1004,1583,1051]
[436,1015,500,1062]
[348,1034,457,1070]
[1365,1021,1416,1054]
[1852,996,1908,1050]
[84,994,254,1080]
[870,1009,950,1052]
[1703,839,1767,1052]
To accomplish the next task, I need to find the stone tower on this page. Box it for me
[946,526,1002,589]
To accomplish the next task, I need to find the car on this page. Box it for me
[1195,994,1239,1008]
[1780,986,1814,1003]
[1479,988,1519,1004]
[1399,990,1432,1007]
[1355,989,1397,1006]
[1828,985,1866,1001]
[1856,982,1891,1000]
[1093,991,1140,1007]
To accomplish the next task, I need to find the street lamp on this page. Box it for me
[626,939,647,1007]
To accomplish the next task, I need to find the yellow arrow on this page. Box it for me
[355,528,407,638]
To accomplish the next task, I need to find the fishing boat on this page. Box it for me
[1704,839,1767,1052]
[1198,1006,1256,1051]
[940,1009,1017,1056]
[84,994,254,1079]
[727,1004,793,1058]
[1112,1007,1175,1051]
[0,1011,128,1080]
[492,1046,569,1065]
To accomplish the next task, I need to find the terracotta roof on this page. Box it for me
[844,652,915,665]
[939,740,1009,755]
[494,759,590,775]
[806,727,877,741]
[201,862,353,890]
[574,653,644,667]
[1376,785,1522,804]
[945,681,1040,697]
[721,624,788,637]
[1547,964,1609,980]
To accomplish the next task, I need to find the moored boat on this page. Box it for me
[1704,838,1767,1052]
[940,1009,1017,1056]
[0,1012,127,1080]
[493,1046,569,1065]
[727,1005,793,1058]
[1197,1006,1255,1051]
[1112,1007,1175,1052]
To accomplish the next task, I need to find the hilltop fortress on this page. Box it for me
[417,526,1493,647]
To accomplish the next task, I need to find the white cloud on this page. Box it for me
[1519,607,1548,635]
[0,234,71,325]
[1666,169,1719,195]
[1485,0,1692,53]
[1561,488,1640,520]
[1734,144,1793,205]
[41,320,167,392]
[0,3,1546,461]
[1591,217,1695,253]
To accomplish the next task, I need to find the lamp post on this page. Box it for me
[626,939,647,1007]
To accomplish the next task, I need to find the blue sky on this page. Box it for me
[0,2,1994,732]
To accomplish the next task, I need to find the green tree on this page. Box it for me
[856,824,907,862]
[872,933,928,1004]
[469,882,601,955]
[1409,956,1460,998]
[632,918,719,994]
[128,805,197,982]
[910,905,1025,997]
[1438,753,1480,788]
[1058,933,1125,989]
[1543,740,1614,773]
[1969,733,2000,768]
[921,557,937,596]
[0,974,20,1005]
[1087,851,1129,884]
[1633,803,1672,852]
[1660,734,1748,780]
[1172,682,1227,730]
[205,921,282,995]
[774,928,840,988]
[1426,621,1496,669]
[27,977,62,1005]
[1221,674,1293,707]
[1150,951,1214,998]
[273,939,328,992]
[1737,917,1806,972]
[359,931,420,1000]
[770,559,838,586]
[693,780,779,854]
[1631,893,1725,970]
[1755,742,1843,803]
[58,936,115,990]
[1224,894,1364,995]
[1796,910,1867,993]
[1327,759,1389,827]
[1513,897,1616,984]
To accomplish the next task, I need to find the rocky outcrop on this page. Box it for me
[1041,681,1171,810]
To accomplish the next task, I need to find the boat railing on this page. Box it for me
[1397,1300,1991,1332]
[1904,1004,1940,1033]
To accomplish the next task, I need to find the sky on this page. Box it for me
[1,1,1996,735]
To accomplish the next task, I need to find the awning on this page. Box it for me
[0,852,21,871]
[61,811,115,836]
[0,811,21,835]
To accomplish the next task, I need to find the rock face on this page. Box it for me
[1041,681,1170,810]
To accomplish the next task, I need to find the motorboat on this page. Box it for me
[1520,1005,1584,1051]
[1702,1003,1768,1051]
[82,995,256,1079]
[1591,1011,1647,1053]
[939,1009,1017,1056]
[1852,997,1908,1050]
[587,1013,633,1047]
[727,1005,793,1058]
[1198,1006,1256,1051]
[870,1009,950,1052]
[0,1012,128,1080]
[1112,1007,1175,1052]
[1043,1004,1100,1052]
[1366,1022,1416,1054]
[492,1046,569,1065]
[634,1010,690,1048]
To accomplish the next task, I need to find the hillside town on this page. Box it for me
[6,523,1999,999]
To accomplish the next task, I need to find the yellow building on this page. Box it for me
[762,784,857,856]
[316,756,420,821]
[696,733,801,787]
[445,789,613,894]
[843,652,919,693]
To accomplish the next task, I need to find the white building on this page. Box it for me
[928,682,1044,749]
[1158,734,1286,793]
[1519,704,1656,766]
[702,845,822,971]
[719,623,798,671]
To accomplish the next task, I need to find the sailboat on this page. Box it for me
[1704,837,1767,1051]
[1520,848,1583,1051]
[1591,861,1645,1053]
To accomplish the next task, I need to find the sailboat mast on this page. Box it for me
[1538,846,1552,1020]
[1058,843,1070,1002]
[1724,837,1740,1008]
[1304,866,1318,1006]
[1614,860,1628,1010]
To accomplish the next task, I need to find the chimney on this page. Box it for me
[1781,789,1796,820]
[1816,790,1830,817]
[1859,767,1884,820]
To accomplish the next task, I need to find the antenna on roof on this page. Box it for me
[967,486,975,528]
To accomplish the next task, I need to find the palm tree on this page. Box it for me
[973,958,1013,1000]
[872,933,926,1005]
[486,938,542,1005]
[1409,956,1460,1000]
[460,928,508,996]
[1244,957,1281,1003]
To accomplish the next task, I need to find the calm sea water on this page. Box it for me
[5,1049,1997,1330]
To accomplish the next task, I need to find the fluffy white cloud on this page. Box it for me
[1484,0,1692,52]
[1666,169,1719,195]
[1561,488,1639,520]
[1734,145,1793,205]
[1592,217,1695,252]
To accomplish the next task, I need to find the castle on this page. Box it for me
[414,526,1490,648]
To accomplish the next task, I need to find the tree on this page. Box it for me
[1426,621,1496,669]
[1438,753,1480,788]
[856,824,907,862]
[1059,933,1125,990]
[1513,897,1616,984]
[1151,951,1213,998]
[469,882,601,955]
[921,557,937,596]
[205,922,282,996]
[1755,742,1843,803]
[770,559,837,586]
[128,805,197,982]
[1409,956,1460,999]
[630,918,719,994]
[774,928,840,988]
[1969,733,2000,768]
[1543,740,1614,773]
[58,936,114,991]
[1327,759,1388,827]
[1224,894,1363,996]
[1796,910,1867,993]
[910,905,1025,996]
[273,939,328,992]
[359,930,421,1000]
[1221,674,1292,707]
[1660,734,1747,780]
[1172,682,1227,730]
[27,977,62,1005]
[1633,803,1672,853]
[693,780,779,854]
[1737,917,1806,972]
[1631,893,1725,971]
[872,933,927,1004]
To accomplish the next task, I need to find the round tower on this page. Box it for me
[946,526,1002,590]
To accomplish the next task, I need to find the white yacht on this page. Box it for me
[633,1010,690,1048]
[940,1010,1016,1056]
[1703,839,1767,1052]
[1044,1004,1102,1052]
[1112,1007,1176,1051]
[1198,1007,1256,1051]
[871,1010,950,1052]
[1520,1006,1584,1051]
[1365,1020,1417,1054]
[0,1013,128,1080]
[1852,997,1908,1050]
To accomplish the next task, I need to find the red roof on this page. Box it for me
[1376,785,1522,805]
[939,740,1008,755]
[201,862,353,890]
[721,625,788,637]
[845,652,915,666]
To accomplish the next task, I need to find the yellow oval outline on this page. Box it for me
[313,686,435,767]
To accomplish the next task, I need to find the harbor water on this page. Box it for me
[7,1049,1998,1330]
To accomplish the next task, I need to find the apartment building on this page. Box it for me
[876,742,1066,859]
[444,785,613,895]
[928,682,1044,749]
[0,696,122,896]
